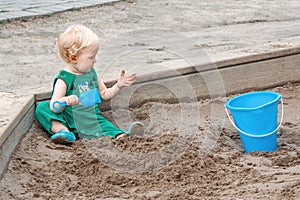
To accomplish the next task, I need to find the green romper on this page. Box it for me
[35,68,125,139]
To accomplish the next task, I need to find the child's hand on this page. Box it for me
[64,95,80,106]
[117,70,136,88]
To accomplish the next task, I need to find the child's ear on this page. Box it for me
[69,54,78,64]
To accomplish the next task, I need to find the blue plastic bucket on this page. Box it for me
[225,91,283,153]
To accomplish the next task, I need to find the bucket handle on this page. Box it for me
[225,97,284,138]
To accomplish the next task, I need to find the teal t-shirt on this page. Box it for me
[52,68,124,139]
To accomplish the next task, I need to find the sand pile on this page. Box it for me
[0,83,299,199]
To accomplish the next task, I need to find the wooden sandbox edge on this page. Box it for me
[0,96,35,178]
[1,46,300,178]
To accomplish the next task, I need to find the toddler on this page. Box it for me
[35,24,142,144]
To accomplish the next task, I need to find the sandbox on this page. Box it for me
[0,47,300,199]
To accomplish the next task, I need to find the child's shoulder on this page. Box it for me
[55,69,74,79]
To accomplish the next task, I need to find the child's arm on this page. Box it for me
[50,78,80,112]
[98,70,136,100]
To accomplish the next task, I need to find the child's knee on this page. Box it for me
[35,101,50,117]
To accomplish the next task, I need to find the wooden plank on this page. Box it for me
[34,47,300,103]
[128,46,300,84]
[221,53,300,95]
[213,46,300,69]
[0,99,35,178]
[34,91,51,102]
[113,53,300,109]
[0,96,35,146]
[35,50,300,111]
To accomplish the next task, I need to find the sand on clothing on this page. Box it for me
[0,0,299,199]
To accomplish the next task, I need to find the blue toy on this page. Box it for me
[52,88,101,111]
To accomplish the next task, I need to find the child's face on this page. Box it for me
[73,44,99,73]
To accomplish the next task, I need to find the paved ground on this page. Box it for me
[0,0,119,22]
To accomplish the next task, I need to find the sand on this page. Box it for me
[0,83,299,199]
[0,0,300,199]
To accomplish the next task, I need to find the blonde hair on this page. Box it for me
[56,24,100,63]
